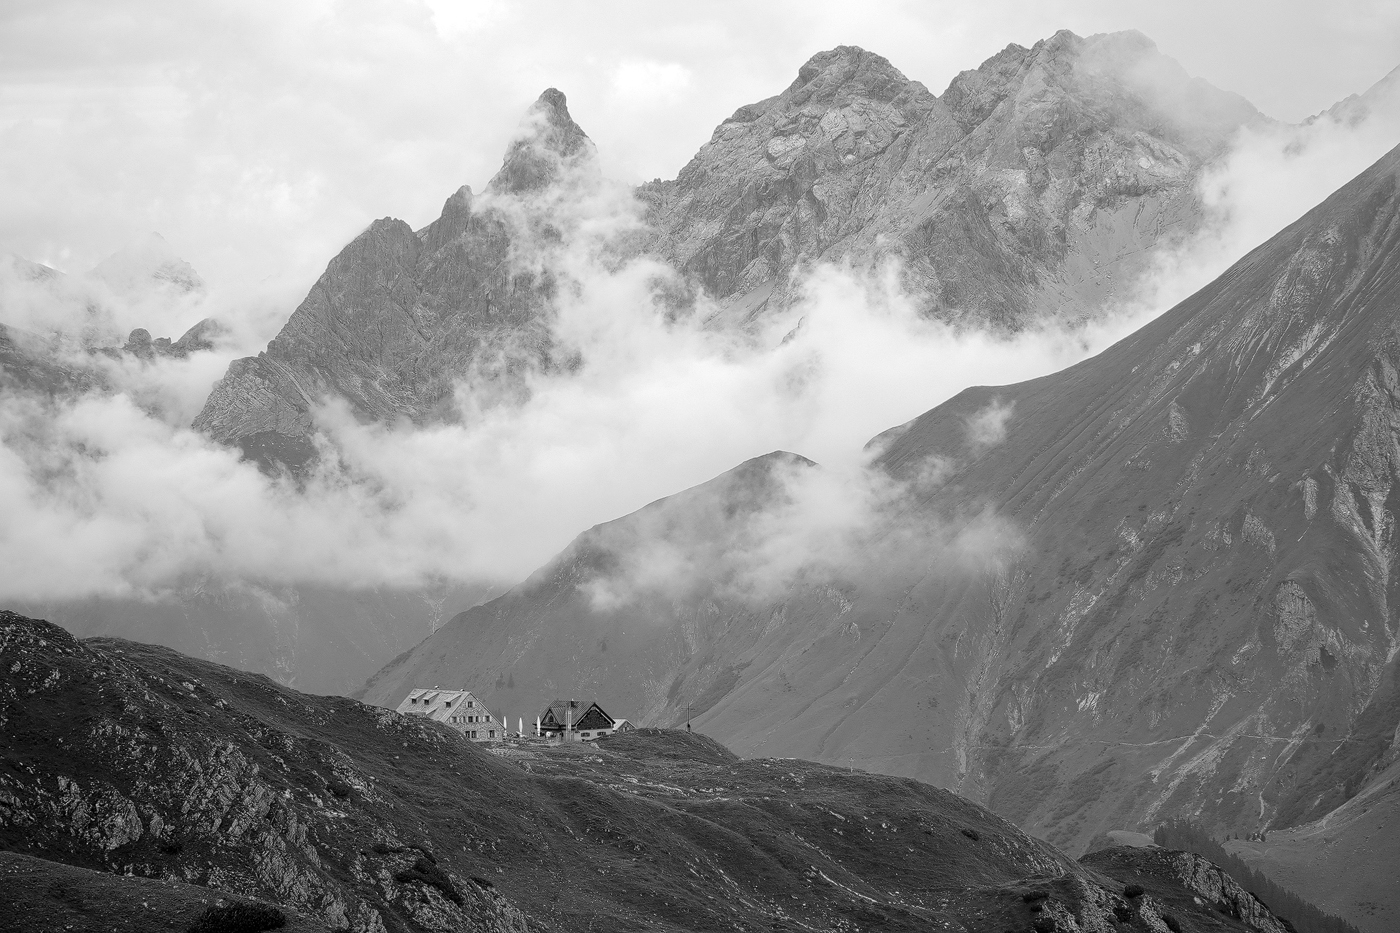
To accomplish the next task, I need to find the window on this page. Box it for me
[467,700,474,708]
[489,730,495,738]
[445,700,452,707]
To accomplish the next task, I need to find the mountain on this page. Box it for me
[0,322,102,397]
[644,30,1264,329]
[358,450,818,718]
[17,580,492,696]
[157,32,1267,696]
[192,89,595,471]
[1320,63,1400,126]
[1224,756,1400,933]
[88,231,205,296]
[358,137,1400,929]
[0,610,1294,933]
[196,30,1262,470]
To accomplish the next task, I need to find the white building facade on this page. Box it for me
[397,687,501,741]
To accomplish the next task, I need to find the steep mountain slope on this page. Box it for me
[0,611,1288,933]
[361,140,1400,912]
[645,30,1263,328]
[192,89,594,470]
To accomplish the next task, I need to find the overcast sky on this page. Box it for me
[1,0,1397,305]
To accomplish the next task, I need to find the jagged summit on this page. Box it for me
[194,91,592,469]
[784,44,927,102]
[89,231,204,295]
[487,87,596,195]
[647,28,1265,329]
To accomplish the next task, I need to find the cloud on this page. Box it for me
[611,60,693,107]
[0,181,1096,604]
[965,400,1014,450]
[1112,84,1400,332]
[1,49,1397,608]
[578,453,1025,612]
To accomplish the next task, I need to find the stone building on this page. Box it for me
[398,687,500,741]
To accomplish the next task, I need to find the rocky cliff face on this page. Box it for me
[192,89,596,471]
[644,30,1263,329]
[0,610,1289,933]
[360,140,1400,921]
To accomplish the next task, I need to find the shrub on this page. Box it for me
[1123,884,1144,898]
[186,901,287,933]
[960,828,980,841]
[1022,890,1050,902]
[1162,914,1181,933]
[327,779,352,799]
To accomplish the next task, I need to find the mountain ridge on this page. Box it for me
[359,141,1400,932]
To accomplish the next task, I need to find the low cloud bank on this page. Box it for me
[1,92,1396,605]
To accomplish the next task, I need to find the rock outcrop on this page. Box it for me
[0,610,1290,933]
[1082,847,1291,933]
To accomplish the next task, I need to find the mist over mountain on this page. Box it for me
[195,29,1266,474]
[193,89,603,471]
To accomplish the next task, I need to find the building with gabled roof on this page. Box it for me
[397,687,501,742]
[537,699,633,741]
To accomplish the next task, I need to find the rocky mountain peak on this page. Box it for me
[647,29,1265,329]
[88,231,204,295]
[487,87,596,195]
[787,45,926,104]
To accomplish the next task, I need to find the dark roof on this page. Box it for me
[539,699,611,728]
